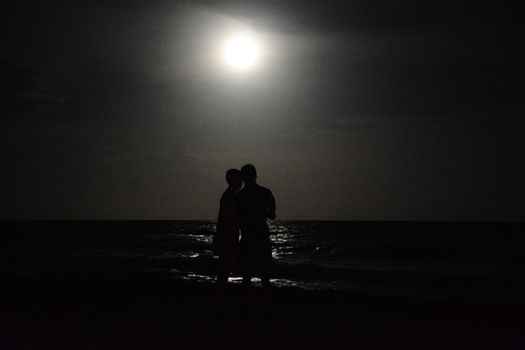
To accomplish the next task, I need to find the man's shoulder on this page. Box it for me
[256,184,273,196]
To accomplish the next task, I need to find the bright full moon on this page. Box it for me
[222,33,260,72]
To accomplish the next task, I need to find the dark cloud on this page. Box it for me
[203,1,521,34]
[2,61,66,121]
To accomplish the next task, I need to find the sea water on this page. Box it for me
[1,221,524,300]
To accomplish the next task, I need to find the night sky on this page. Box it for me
[2,1,524,220]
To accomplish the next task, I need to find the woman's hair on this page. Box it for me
[225,168,241,185]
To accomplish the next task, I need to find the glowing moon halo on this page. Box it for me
[222,33,260,72]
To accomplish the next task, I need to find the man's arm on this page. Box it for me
[266,190,276,220]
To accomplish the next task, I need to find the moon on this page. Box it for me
[222,33,261,72]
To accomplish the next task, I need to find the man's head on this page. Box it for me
[241,164,257,184]
[225,168,242,190]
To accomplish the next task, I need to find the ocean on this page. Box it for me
[1,220,524,300]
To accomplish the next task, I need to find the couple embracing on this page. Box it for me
[213,164,276,293]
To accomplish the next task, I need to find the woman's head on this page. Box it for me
[225,168,242,190]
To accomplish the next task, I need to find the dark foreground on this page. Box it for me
[1,273,524,350]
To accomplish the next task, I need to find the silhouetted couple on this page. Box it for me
[213,164,276,296]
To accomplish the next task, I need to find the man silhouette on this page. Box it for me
[236,164,276,290]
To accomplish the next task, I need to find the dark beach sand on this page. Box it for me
[2,272,524,350]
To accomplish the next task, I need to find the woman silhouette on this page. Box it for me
[213,169,242,294]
